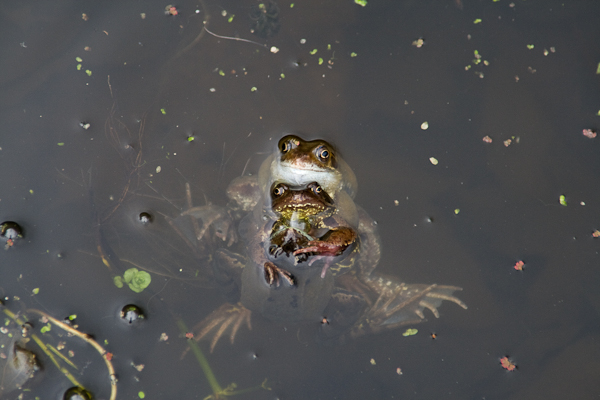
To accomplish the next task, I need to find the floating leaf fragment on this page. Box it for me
[160,108,167,114]
[350,52,357,57]
[500,356,517,371]
[473,18,482,24]
[513,260,525,271]
[454,209,460,214]
[592,230,600,238]
[526,44,534,50]
[412,38,424,48]
[32,288,39,295]
[596,62,600,75]
[355,0,368,6]
[402,328,418,337]
[421,121,429,130]
[370,358,376,365]
[559,195,567,206]
[582,129,597,139]
[429,157,438,165]
[482,135,492,143]
[270,46,279,53]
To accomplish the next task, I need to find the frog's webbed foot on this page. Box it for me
[192,302,252,352]
[350,278,467,338]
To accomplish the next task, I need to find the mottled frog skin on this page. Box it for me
[186,135,466,351]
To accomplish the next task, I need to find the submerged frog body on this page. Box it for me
[186,135,466,351]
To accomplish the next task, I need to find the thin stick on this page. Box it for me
[203,23,266,47]
[27,309,118,400]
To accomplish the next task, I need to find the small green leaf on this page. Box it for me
[559,195,567,206]
[85,69,92,76]
[596,62,600,75]
[57,143,65,146]
[40,323,51,333]
[69,314,77,321]
[290,3,294,7]
[355,0,367,6]
[228,14,235,23]
[402,328,418,336]
[454,209,460,215]
[76,57,83,62]
[473,18,482,24]
[32,288,39,295]
[124,268,151,293]
[160,108,167,114]
[218,69,225,76]
[113,276,124,288]
[251,87,257,92]
[76,64,82,70]
[526,44,535,50]
[350,52,357,57]
[318,58,323,65]
[309,49,318,55]
[187,136,195,142]
[280,73,285,78]
[138,392,146,399]
[123,268,138,284]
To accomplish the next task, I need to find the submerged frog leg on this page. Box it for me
[263,262,296,287]
[349,279,467,338]
[192,303,253,353]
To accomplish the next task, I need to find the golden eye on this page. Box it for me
[312,185,322,194]
[273,184,287,197]
[281,141,291,153]
[316,146,330,161]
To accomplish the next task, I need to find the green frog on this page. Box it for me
[186,135,466,351]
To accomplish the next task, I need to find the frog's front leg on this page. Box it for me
[293,227,358,277]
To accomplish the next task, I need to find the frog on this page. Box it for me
[0,307,39,396]
[190,180,361,351]
[181,135,467,351]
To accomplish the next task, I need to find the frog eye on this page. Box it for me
[316,146,330,162]
[312,184,322,194]
[280,141,291,153]
[272,184,287,197]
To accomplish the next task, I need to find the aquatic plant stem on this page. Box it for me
[177,318,223,396]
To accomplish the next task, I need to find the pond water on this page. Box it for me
[1,1,600,399]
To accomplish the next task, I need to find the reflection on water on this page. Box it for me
[2,0,600,398]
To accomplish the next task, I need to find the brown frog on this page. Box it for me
[186,135,466,350]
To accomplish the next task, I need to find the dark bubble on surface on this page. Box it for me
[1,221,24,249]
[120,304,145,325]
[63,386,93,400]
[138,212,153,225]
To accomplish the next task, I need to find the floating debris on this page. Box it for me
[412,38,425,48]
[429,157,438,165]
[482,135,492,143]
[500,356,517,371]
[513,260,525,271]
[559,195,567,206]
[582,129,597,139]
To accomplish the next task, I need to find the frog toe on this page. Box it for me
[192,303,252,352]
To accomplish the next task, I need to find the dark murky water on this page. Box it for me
[2,1,600,399]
